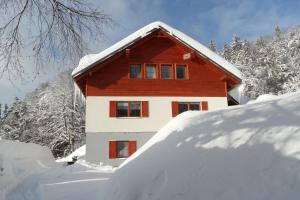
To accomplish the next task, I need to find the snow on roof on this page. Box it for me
[72,21,242,80]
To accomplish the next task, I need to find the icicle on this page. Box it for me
[73,82,85,109]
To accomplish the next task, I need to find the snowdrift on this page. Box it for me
[102,92,300,200]
[56,145,86,162]
[0,140,57,199]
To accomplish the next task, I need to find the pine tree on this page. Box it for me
[222,25,300,98]
[222,44,232,61]
[209,40,217,52]
[275,26,282,40]
[0,70,85,157]
[3,104,8,118]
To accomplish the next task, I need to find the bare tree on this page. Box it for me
[0,0,113,79]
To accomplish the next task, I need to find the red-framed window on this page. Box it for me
[109,101,149,117]
[175,64,188,80]
[172,101,208,117]
[145,64,158,79]
[160,64,173,79]
[109,140,137,159]
[129,63,188,80]
[130,64,142,79]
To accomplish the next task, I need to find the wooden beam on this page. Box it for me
[125,49,130,59]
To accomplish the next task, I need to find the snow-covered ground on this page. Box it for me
[1,92,300,200]
[0,140,58,200]
[5,162,113,200]
[0,141,114,200]
[56,145,86,162]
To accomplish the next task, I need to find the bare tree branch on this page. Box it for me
[0,0,113,80]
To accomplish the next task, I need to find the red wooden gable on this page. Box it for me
[74,29,240,97]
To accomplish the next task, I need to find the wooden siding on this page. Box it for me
[75,30,240,97]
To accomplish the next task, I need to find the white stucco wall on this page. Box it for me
[86,96,228,133]
[86,132,155,166]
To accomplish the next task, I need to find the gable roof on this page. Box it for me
[72,21,242,80]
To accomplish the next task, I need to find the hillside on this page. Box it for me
[100,92,300,200]
[0,70,85,157]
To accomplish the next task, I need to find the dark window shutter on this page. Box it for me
[201,101,208,111]
[142,101,149,117]
[172,101,179,117]
[109,141,117,159]
[128,141,137,156]
[109,101,117,117]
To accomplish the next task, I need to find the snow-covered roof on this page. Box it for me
[72,21,242,80]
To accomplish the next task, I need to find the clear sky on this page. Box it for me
[1,0,300,105]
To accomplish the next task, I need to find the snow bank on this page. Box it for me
[0,140,57,200]
[56,145,86,162]
[5,155,114,200]
[101,91,300,200]
[255,94,278,102]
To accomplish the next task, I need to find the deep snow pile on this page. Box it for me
[1,142,115,200]
[101,92,300,200]
[5,161,113,200]
[56,145,86,162]
[0,140,57,200]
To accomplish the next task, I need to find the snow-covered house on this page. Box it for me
[72,21,242,166]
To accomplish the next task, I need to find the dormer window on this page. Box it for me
[145,65,157,79]
[130,64,142,78]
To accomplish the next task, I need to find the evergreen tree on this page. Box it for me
[275,25,282,40]
[3,104,8,118]
[0,70,85,157]
[222,44,232,61]
[221,25,300,98]
[209,40,217,52]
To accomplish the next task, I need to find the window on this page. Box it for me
[145,65,157,79]
[117,102,129,117]
[161,65,172,79]
[189,103,200,111]
[176,65,187,79]
[109,141,137,159]
[129,63,188,80]
[130,102,141,117]
[172,101,207,117]
[178,103,189,114]
[178,102,200,114]
[110,101,149,117]
[116,102,141,117]
[117,141,129,158]
[130,65,141,78]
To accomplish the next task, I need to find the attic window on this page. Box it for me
[145,65,157,79]
[161,65,172,79]
[130,65,142,78]
[176,65,187,79]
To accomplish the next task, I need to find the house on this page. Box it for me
[72,21,242,166]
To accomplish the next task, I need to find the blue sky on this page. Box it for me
[1,0,300,105]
